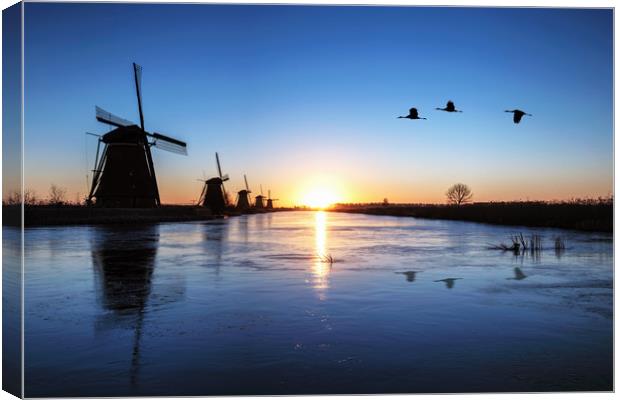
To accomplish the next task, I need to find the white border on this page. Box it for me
[0,1,615,400]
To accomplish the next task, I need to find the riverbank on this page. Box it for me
[3,205,294,227]
[330,201,613,232]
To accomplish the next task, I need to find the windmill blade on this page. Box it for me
[260,185,263,196]
[133,62,145,131]
[216,152,224,179]
[149,132,187,155]
[221,174,230,182]
[197,182,207,205]
[244,174,250,192]
[95,106,135,128]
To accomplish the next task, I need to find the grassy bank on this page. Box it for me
[3,205,292,227]
[330,200,613,232]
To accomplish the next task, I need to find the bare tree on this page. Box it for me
[4,190,21,205]
[48,184,67,205]
[24,189,38,206]
[446,183,473,205]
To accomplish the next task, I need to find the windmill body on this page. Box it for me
[254,195,265,209]
[203,177,227,214]
[236,190,251,209]
[91,125,159,207]
[88,63,187,207]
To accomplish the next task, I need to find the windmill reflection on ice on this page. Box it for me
[91,225,185,387]
[313,211,331,294]
[201,221,229,277]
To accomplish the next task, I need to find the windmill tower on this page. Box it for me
[266,190,279,209]
[87,63,187,207]
[254,185,265,209]
[198,152,229,214]
[236,175,252,210]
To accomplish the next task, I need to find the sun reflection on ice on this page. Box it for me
[312,211,331,297]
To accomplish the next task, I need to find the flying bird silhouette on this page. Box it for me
[436,100,462,113]
[505,109,532,124]
[434,278,462,289]
[398,107,426,120]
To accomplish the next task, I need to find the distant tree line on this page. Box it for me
[3,184,81,206]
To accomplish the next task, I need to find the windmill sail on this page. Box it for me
[133,62,145,130]
[150,132,187,155]
[96,106,135,128]
[244,174,251,192]
[215,152,229,181]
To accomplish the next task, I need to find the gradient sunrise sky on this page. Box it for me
[21,4,612,206]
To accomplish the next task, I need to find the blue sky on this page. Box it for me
[23,4,613,204]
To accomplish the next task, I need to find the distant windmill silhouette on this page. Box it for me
[436,100,462,113]
[254,185,265,209]
[434,278,462,289]
[266,190,279,209]
[505,109,532,124]
[236,174,252,210]
[398,107,426,120]
[198,152,229,215]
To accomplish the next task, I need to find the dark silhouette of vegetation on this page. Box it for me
[48,184,67,205]
[3,189,38,206]
[446,183,473,205]
[490,233,544,254]
[331,197,612,232]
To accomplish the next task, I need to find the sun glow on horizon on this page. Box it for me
[301,187,341,209]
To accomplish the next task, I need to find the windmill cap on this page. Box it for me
[101,125,145,144]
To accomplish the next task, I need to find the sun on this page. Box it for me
[302,188,340,209]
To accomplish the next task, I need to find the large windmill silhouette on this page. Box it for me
[87,63,187,207]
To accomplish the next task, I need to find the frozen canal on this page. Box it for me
[13,211,613,396]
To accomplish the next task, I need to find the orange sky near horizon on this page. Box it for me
[10,164,612,207]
